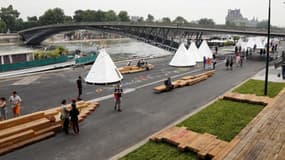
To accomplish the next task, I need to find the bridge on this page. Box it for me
[18,22,285,51]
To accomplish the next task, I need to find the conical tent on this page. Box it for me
[246,38,256,49]
[254,37,265,49]
[198,40,213,59]
[188,42,201,62]
[85,49,123,85]
[169,43,196,67]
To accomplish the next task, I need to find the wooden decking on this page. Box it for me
[223,92,272,106]
[153,70,215,93]
[223,89,285,160]
[0,101,99,155]
[118,64,154,74]
[150,126,237,159]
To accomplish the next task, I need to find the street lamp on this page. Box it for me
[264,0,271,96]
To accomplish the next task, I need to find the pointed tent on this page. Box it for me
[188,42,201,62]
[85,49,123,85]
[169,43,196,67]
[254,37,265,49]
[246,38,256,49]
[198,40,213,59]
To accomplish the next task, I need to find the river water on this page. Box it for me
[0,39,172,61]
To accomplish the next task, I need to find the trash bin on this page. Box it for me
[282,64,285,80]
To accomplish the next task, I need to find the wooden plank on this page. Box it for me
[0,131,55,156]
[187,133,218,153]
[0,118,50,139]
[34,124,62,135]
[0,130,34,148]
[0,112,45,130]
[177,131,199,150]
[208,141,229,158]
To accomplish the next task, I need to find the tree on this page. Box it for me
[118,11,130,22]
[138,17,144,22]
[0,5,20,32]
[161,17,171,23]
[225,21,236,27]
[39,8,65,25]
[198,18,215,25]
[146,14,154,23]
[0,19,6,33]
[105,10,118,21]
[173,16,187,24]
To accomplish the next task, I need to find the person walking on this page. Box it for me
[70,99,80,135]
[77,76,82,100]
[9,91,22,117]
[212,55,217,70]
[225,56,229,70]
[114,84,123,112]
[60,99,70,135]
[203,56,206,70]
[0,97,7,121]
[230,56,234,71]
[206,57,211,70]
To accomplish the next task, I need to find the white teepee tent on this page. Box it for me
[169,43,196,67]
[198,40,213,59]
[85,49,123,85]
[188,42,201,62]
[254,37,265,49]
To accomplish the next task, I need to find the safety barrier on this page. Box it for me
[75,54,97,65]
[0,56,68,72]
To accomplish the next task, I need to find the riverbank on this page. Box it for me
[45,37,131,45]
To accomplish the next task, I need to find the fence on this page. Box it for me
[0,56,68,72]
[75,54,97,65]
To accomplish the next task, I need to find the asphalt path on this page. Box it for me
[1,55,266,160]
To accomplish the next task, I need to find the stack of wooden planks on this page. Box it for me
[150,126,238,159]
[0,101,99,155]
[153,70,215,93]
[223,92,272,106]
[118,64,154,74]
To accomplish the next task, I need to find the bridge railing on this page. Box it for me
[0,56,68,72]
[75,54,97,65]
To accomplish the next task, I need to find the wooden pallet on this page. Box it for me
[150,126,232,159]
[223,92,272,106]
[118,64,154,74]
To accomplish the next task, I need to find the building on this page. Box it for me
[225,9,258,27]
[130,16,141,22]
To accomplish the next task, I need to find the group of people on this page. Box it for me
[225,53,244,70]
[136,59,148,68]
[0,91,22,121]
[60,99,80,135]
[203,55,217,70]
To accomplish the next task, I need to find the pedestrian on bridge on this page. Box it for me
[77,76,82,100]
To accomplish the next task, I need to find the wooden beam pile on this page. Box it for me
[0,101,99,155]
[153,70,215,93]
[223,92,272,106]
[150,126,239,160]
[118,64,154,74]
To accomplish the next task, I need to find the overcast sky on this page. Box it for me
[1,0,285,27]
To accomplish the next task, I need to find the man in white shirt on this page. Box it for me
[9,91,22,117]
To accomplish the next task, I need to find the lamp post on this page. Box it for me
[264,0,271,96]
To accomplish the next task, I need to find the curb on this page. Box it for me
[109,75,253,160]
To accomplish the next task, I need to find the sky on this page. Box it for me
[1,0,285,27]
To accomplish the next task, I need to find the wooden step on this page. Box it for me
[0,118,50,139]
[0,112,45,130]
[0,130,34,148]
[187,133,217,153]
[208,141,229,158]
[34,124,62,135]
[0,131,55,156]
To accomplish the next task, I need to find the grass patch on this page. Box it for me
[233,79,285,98]
[120,141,197,160]
[178,100,263,141]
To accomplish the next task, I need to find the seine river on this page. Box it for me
[0,39,171,61]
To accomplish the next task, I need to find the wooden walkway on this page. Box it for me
[223,92,272,106]
[223,89,285,160]
[150,126,238,159]
[0,101,99,155]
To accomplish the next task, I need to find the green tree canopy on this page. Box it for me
[0,5,20,32]
[0,19,7,32]
[198,18,215,25]
[118,11,130,21]
[104,10,118,21]
[173,16,187,24]
[39,8,65,25]
[161,17,171,23]
[146,14,154,23]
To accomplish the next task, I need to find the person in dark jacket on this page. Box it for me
[77,76,82,100]
[70,99,80,135]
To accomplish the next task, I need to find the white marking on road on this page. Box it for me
[12,75,41,85]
